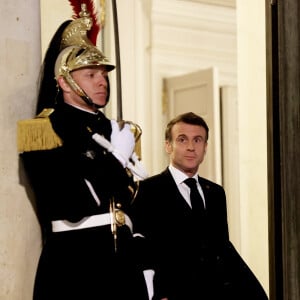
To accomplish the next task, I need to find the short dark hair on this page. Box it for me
[165,112,209,141]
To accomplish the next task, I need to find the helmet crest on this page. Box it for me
[68,0,100,45]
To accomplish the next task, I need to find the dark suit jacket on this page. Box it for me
[131,168,268,300]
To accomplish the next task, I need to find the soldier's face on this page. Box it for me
[71,66,108,107]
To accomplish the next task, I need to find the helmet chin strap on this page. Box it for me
[80,94,100,109]
[64,73,105,109]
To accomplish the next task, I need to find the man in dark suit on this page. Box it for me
[131,112,268,300]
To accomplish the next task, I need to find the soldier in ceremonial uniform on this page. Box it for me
[17,4,149,300]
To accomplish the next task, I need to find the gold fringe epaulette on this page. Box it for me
[17,108,63,153]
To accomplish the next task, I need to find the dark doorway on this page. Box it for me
[266,0,300,299]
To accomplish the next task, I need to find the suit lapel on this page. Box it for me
[197,176,213,208]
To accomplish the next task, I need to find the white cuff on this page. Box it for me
[143,269,155,300]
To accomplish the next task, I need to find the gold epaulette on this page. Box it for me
[17,108,63,153]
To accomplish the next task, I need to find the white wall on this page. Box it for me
[237,0,269,293]
[0,1,41,299]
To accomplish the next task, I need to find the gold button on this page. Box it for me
[115,210,125,226]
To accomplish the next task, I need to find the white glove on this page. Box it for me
[110,119,135,167]
[91,122,148,179]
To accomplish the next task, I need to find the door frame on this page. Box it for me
[266,1,300,299]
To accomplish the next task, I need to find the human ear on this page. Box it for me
[57,76,71,92]
[165,140,172,154]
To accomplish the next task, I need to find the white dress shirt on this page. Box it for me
[168,164,206,208]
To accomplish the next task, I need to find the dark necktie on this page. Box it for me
[184,178,205,213]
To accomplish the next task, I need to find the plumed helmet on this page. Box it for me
[36,3,114,114]
[54,44,114,99]
[55,45,115,79]
[55,3,115,82]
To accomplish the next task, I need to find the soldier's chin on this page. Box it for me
[93,97,108,108]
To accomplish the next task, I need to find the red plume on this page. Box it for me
[68,0,100,45]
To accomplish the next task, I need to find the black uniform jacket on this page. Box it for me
[131,167,268,300]
[20,103,148,300]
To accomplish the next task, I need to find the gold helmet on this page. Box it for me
[54,45,115,98]
[54,3,115,98]
[55,45,115,78]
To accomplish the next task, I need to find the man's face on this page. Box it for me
[70,66,108,109]
[165,122,207,176]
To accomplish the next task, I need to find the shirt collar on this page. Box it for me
[168,164,198,185]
